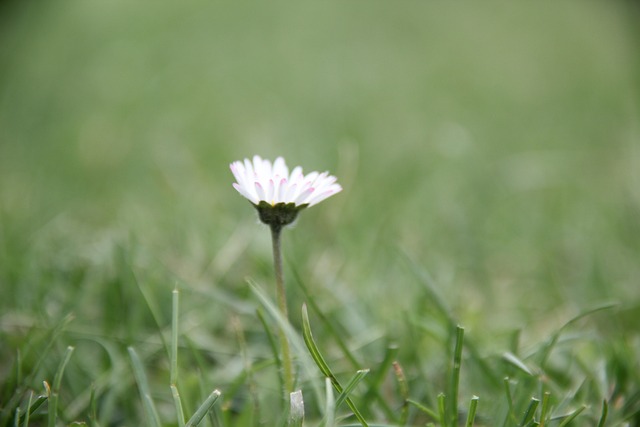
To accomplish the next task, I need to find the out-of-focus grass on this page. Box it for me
[1,1,639,425]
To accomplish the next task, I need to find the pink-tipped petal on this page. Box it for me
[266,179,275,204]
[294,187,315,205]
[255,182,266,201]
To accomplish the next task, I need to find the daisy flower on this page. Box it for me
[230,155,342,396]
[230,155,342,230]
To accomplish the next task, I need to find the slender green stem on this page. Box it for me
[271,225,294,397]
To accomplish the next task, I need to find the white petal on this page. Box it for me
[275,177,287,203]
[233,182,259,204]
[273,157,289,179]
[303,171,319,185]
[307,184,342,206]
[266,179,275,204]
[284,183,297,203]
[244,158,255,180]
[294,187,315,205]
[255,182,266,201]
[290,166,304,183]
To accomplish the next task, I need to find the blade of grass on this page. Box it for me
[451,326,464,427]
[301,304,368,427]
[539,392,551,427]
[48,346,74,427]
[130,270,169,357]
[171,288,179,386]
[519,397,539,427]
[88,385,99,427]
[465,396,479,427]
[289,390,304,427]
[502,378,517,426]
[20,390,47,425]
[407,399,439,421]
[292,266,395,420]
[335,370,370,409]
[538,303,616,369]
[185,389,221,427]
[324,378,336,427]
[502,352,534,377]
[437,393,448,427]
[21,391,33,427]
[596,400,608,427]
[128,346,161,427]
[170,288,186,427]
[171,385,186,427]
[392,362,409,426]
[556,405,586,427]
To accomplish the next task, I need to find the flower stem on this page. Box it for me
[270,225,294,397]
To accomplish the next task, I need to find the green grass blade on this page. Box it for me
[407,399,439,421]
[465,396,479,427]
[169,289,185,427]
[292,266,396,420]
[451,325,464,427]
[48,346,74,427]
[519,397,539,427]
[502,377,516,426]
[21,390,47,425]
[185,389,221,427]
[502,352,534,376]
[335,369,369,409]
[324,378,336,427]
[539,392,551,427]
[21,391,33,427]
[596,400,608,427]
[171,385,186,427]
[301,304,368,427]
[171,288,179,386]
[437,393,448,427]
[289,390,304,427]
[52,346,74,396]
[127,346,161,427]
[556,405,586,427]
[392,361,409,426]
[538,303,616,368]
[88,385,100,427]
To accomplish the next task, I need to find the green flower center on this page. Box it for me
[254,201,308,232]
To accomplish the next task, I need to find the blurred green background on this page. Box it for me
[1,1,639,424]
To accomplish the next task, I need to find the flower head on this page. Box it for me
[230,155,342,230]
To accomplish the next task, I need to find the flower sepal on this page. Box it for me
[254,201,309,231]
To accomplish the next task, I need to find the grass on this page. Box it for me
[1,1,640,426]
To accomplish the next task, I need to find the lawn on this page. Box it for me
[1,2,639,426]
